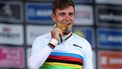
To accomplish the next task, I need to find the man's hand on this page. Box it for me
[51,27,63,43]
[51,23,68,43]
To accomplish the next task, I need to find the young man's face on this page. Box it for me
[52,6,75,31]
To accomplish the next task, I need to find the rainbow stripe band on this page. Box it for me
[39,52,83,69]
[40,62,83,69]
[48,43,55,49]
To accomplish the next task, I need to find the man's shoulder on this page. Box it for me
[72,33,92,51]
[72,33,91,46]
[72,33,86,40]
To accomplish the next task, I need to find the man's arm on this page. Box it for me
[28,26,62,69]
[83,41,93,69]
[28,45,53,69]
[28,37,58,69]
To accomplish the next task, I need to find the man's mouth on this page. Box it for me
[62,20,72,25]
[63,22,71,25]
[67,23,71,25]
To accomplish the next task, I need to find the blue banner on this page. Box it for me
[97,28,122,48]
[25,3,53,24]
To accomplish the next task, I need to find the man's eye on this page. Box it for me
[60,13,65,16]
[69,13,74,16]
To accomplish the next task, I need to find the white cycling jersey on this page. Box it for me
[28,32,93,69]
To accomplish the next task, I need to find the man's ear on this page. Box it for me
[52,14,56,22]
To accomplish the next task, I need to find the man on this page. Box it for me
[28,0,93,69]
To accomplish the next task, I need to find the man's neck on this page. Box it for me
[62,31,72,41]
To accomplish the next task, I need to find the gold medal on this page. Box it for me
[56,23,68,33]
[56,23,68,43]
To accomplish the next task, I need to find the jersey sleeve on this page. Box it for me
[83,40,93,69]
[28,36,53,69]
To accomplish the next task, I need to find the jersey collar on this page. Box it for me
[62,31,72,42]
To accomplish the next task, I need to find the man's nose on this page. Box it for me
[65,14,71,20]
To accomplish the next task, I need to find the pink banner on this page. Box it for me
[0,46,25,68]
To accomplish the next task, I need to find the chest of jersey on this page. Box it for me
[40,41,84,69]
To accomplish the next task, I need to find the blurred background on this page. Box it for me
[0,0,122,69]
